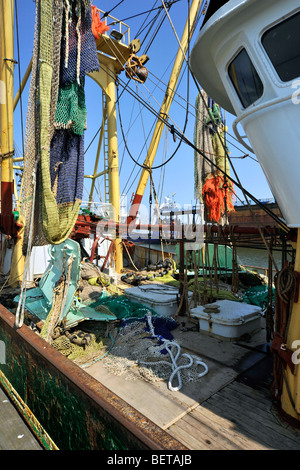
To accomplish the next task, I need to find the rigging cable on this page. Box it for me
[158,0,288,240]
[86,3,287,234]
[115,0,193,172]
[116,76,188,171]
[101,0,125,19]
[120,97,136,174]
[107,0,182,27]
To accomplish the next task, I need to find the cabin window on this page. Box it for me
[262,11,300,82]
[228,48,263,108]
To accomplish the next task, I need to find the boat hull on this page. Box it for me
[0,304,186,450]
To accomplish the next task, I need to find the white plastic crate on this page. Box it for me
[190,300,262,340]
[125,284,191,317]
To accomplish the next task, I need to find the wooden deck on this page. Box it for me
[85,317,300,450]
[167,381,300,450]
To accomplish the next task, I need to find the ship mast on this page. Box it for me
[127,0,204,224]
[0,0,14,236]
[89,10,136,273]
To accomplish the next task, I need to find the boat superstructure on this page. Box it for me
[190,0,300,428]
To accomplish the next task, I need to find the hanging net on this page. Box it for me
[193,90,216,203]
[194,90,235,224]
[60,1,100,86]
[54,80,87,135]
[21,0,99,251]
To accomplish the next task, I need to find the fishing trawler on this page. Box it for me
[1,0,300,452]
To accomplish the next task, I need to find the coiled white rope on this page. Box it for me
[139,313,208,392]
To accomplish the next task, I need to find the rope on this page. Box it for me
[76,10,82,85]
[139,313,208,392]
[15,158,40,329]
[40,278,66,343]
[276,265,296,304]
[64,0,70,68]
[56,253,74,326]
[122,241,139,271]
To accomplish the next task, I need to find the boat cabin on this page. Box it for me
[190,0,300,227]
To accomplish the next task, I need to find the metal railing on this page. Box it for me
[96,8,130,46]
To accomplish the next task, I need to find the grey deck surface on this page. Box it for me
[0,387,42,450]
[86,318,300,450]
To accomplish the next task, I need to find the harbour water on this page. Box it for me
[237,247,285,274]
[133,242,287,279]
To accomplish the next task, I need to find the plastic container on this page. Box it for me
[125,284,191,317]
[190,300,262,340]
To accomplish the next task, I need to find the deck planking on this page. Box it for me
[167,381,300,450]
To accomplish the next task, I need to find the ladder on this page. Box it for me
[102,91,110,204]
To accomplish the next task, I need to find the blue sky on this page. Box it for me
[12,0,274,214]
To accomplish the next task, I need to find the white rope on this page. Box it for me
[139,313,208,391]
[55,253,74,327]
[64,0,70,69]
[15,158,40,329]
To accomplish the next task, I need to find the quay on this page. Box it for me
[0,386,42,450]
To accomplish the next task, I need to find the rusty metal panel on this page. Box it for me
[0,304,186,450]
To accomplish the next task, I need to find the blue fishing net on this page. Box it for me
[60,0,99,86]
[50,1,98,208]
[143,315,178,355]
[50,129,84,205]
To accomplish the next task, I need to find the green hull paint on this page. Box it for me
[0,305,186,450]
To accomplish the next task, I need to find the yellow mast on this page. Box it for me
[86,100,107,210]
[0,0,26,287]
[0,0,14,235]
[89,10,134,273]
[128,0,203,223]
[281,229,300,423]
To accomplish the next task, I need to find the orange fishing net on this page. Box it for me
[202,174,235,223]
[91,5,110,39]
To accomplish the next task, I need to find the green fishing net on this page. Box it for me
[87,295,158,320]
[243,285,275,309]
[55,81,87,135]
